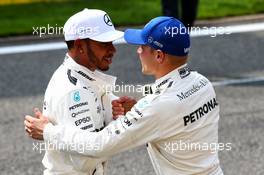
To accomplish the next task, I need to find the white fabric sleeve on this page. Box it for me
[101,92,119,125]
[43,98,163,158]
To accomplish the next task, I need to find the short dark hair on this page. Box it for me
[65,40,74,50]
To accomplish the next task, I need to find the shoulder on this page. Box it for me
[133,94,172,117]
[166,71,214,100]
[138,71,215,113]
[46,66,97,98]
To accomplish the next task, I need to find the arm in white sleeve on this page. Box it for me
[101,92,119,125]
[43,97,164,158]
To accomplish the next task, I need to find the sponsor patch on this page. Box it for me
[138,100,149,109]
[177,79,208,101]
[71,109,90,118]
[97,106,102,114]
[43,100,47,110]
[75,116,91,126]
[80,124,93,130]
[76,70,95,81]
[69,102,88,111]
[73,91,81,102]
[183,98,218,126]
[178,66,190,79]
[67,69,77,85]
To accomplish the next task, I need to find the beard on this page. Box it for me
[86,43,112,72]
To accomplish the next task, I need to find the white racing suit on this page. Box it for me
[44,64,224,175]
[42,54,117,175]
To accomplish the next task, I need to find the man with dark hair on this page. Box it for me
[65,40,74,50]
[24,8,136,175]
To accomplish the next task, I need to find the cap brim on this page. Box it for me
[124,29,146,45]
[90,30,124,42]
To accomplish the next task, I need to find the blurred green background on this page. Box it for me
[0,0,264,36]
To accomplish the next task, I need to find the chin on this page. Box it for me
[142,68,154,75]
[142,70,149,75]
[142,66,149,75]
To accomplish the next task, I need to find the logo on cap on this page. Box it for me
[148,36,153,43]
[104,14,113,26]
[153,41,163,48]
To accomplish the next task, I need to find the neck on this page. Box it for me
[67,51,96,71]
[67,51,73,58]
[155,55,188,79]
[154,62,186,80]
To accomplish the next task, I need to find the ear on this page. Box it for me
[74,39,84,53]
[155,50,165,64]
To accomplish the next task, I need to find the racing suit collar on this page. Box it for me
[64,53,116,88]
[64,53,96,75]
[154,64,189,85]
[151,64,189,94]
[94,69,116,88]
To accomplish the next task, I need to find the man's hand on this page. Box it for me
[24,108,50,140]
[112,96,137,120]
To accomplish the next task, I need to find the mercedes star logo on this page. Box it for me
[104,14,113,26]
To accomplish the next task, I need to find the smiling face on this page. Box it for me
[77,39,116,71]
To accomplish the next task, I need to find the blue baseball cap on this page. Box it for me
[124,16,190,56]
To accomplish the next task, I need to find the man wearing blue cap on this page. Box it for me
[25,17,224,175]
